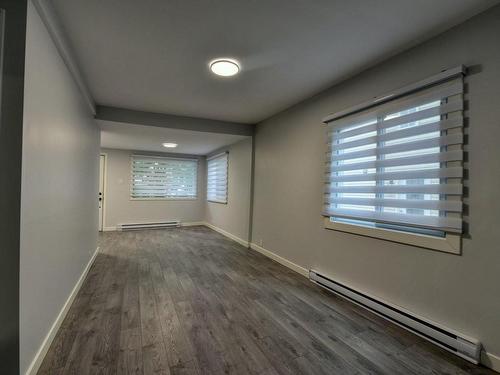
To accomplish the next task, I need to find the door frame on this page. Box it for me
[99,152,107,231]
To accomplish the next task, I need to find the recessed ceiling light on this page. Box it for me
[209,58,240,77]
[162,142,178,148]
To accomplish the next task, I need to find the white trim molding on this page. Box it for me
[324,217,461,254]
[25,246,100,375]
[31,0,96,114]
[204,222,250,247]
[181,221,206,227]
[481,350,500,373]
[249,242,309,277]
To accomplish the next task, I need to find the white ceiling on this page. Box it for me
[99,120,249,155]
[52,0,498,124]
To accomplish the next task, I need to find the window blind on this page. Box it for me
[131,155,198,199]
[207,152,228,203]
[324,75,464,233]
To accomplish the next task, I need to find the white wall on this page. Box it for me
[101,148,206,228]
[19,3,100,374]
[205,138,253,243]
[251,5,500,366]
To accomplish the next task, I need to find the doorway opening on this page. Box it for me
[98,153,106,231]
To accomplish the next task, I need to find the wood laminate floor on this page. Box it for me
[38,227,493,375]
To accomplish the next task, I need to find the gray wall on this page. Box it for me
[0,1,27,374]
[251,5,500,363]
[19,2,100,373]
[205,138,253,242]
[101,148,206,228]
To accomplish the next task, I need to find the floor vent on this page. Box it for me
[117,220,180,231]
[309,270,481,364]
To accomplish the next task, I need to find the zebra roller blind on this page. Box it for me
[324,75,464,233]
[207,152,228,203]
[131,155,198,198]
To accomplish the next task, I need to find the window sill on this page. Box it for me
[324,217,461,254]
[207,200,228,205]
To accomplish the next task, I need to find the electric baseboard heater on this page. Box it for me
[117,220,180,231]
[309,270,481,364]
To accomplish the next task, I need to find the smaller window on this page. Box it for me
[207,152,228,204]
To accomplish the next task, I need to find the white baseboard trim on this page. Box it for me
[482,350,500,373]
[24,246,100,375]
[249,242,309,277]
[102,226,117,232]
[181,221,206,227]
[203,222,250,247]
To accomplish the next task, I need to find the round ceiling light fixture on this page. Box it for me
[209,58,240,77]
[162,142,178,148]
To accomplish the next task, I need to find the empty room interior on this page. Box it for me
[2,0,500,374]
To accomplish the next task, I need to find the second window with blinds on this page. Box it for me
[207,152,228,204]
[323,69,464,253]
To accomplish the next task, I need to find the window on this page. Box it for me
[323,69,464,253]
[130,155,197,199]
[207,152,228,203]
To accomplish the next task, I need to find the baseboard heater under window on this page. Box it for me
[309,270,481,364]
[117,220,180,231]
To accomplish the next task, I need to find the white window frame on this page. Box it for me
[207,152,229,204]
[130,154,198,201]
[322,66,465,254]
[324,218,461,253]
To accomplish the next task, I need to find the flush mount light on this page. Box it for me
[209,58,240,77]
[162,142,178,148]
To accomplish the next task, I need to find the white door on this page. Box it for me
[98,154,105,231]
